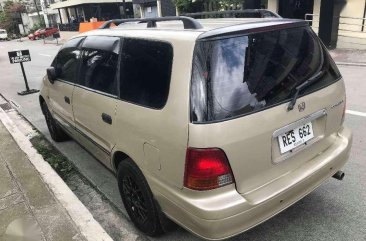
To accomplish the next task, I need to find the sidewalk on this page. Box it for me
[0,109,113,241]
[0,121,87,241]
[330,49,366,66]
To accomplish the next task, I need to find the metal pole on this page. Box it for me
[19,62,30,91]
[122,0,126,18]
[362,0,366,32]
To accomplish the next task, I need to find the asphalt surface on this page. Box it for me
[0,39,365,241]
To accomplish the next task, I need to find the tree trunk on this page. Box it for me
[32,0,44,26]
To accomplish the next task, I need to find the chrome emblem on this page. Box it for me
[298,102,306,112]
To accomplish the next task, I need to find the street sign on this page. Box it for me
[52,32,60,45]
[7,50,39,95]
[8,50,31,64]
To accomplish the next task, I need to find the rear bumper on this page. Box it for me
[153,127,352,240]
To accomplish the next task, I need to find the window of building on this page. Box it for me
[78,36,120,96]
[119,38,173,109]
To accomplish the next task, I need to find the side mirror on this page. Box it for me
[46,67,56,84]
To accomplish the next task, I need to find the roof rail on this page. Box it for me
[182,9,281,18]
[99,16,203,30]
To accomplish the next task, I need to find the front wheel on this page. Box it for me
[42,102,69,142]
[117,160,165,236]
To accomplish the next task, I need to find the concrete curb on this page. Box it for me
[335,61,366,67]
[0,108,114,241]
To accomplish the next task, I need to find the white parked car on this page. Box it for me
[0,29,8,40]
[40,15,352,240]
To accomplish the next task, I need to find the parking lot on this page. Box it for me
[0,39,365,241]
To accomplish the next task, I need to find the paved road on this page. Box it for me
[0,39,365,241]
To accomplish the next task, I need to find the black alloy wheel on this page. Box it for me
[42,102,69,142]
[122,175,149,223]
[117,160,165,236]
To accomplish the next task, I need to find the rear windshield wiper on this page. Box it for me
[287,70,324,111]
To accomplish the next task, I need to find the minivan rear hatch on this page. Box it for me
[189,21,344,196]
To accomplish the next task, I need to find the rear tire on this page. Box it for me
[42,102,69,142]
[117,160,165,237]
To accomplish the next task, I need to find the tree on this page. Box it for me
[173,0,205,14]
[31,0,44,27]
[0,1,26,36]
[173,0,245,14]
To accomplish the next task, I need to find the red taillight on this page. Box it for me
[184,148,234,191]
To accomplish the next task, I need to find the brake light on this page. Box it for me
[184,148,234,191]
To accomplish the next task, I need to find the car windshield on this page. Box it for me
[0,30,5,34]
[191,26,341,123]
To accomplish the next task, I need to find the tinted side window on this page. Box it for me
[79,36,120,95]
[53,48,81,83]
[120,39,173,109]
[52,37,84,83]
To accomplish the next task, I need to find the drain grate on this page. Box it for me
[0,103,13,111]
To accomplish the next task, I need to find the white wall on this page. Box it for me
[267,0,278,12]
[266,0,366,49]
[312,0,321,34]
[339,0,366,32]
[21,13,33,33]
[60,8,69,24]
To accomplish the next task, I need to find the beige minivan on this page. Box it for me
[39,16,352,240]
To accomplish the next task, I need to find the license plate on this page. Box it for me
[278,122,314,154]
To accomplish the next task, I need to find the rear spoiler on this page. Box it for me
[197,20,309,41]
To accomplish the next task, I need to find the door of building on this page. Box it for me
[144,6,158,18]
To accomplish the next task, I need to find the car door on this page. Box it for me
[72,35,120,168]
[48,37,84,133]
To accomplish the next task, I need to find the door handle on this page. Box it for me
[64,96,70,104]
[101,113,112,125]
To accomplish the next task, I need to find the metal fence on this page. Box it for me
[305,13,366,49]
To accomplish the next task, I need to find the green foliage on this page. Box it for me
[173,0,191,9]
[173,0,247,14]
[0,0,26,36]
[31,135,75,178]
[0,11,6,24]
[219,0,243,10]
[30,19,45,32]
[173,0,204,14]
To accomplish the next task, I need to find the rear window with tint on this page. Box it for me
[191,26,341,123]
[119,38,173,109]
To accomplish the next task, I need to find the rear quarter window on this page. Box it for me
[119,38,173,109]
[191,26,341,123]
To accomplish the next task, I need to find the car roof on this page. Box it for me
[76,18,307,42]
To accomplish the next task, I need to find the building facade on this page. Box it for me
[132,0,175,18]
[266,0,366,49]
[50,0,134,25]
